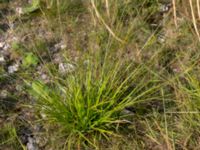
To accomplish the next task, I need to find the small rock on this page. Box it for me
[40,73,50,83]
[16,7,23,15]
[9,23,15,30]
[159,3,171,13]
[0,56,5,62]
[27,137,39,150]
[59,63,75,74]
[11,36,19,42]
[40,112,46,119]
[35,136,47,147]
[40,107,47,119]
[3,43,10,50]
[8,63,19,74]
[16,84,23,92]
[60,44,67,50]
[18,125,33,145]
[41,74,47,80]
[54,41,67,52]
[36,65,42,71]
[0,42,5,48]
[158,34,165,43]
[121,108,135,115]
[0,90,8,98]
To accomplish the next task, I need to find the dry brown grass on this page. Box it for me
[189,0,200,42]
[90,0,125,43]
[171,0,200,41]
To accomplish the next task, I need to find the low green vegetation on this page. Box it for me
[28,54,162,148]
[1,0,200,149]
[0,124,24,149]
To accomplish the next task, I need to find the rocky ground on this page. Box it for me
[0,1,178,149]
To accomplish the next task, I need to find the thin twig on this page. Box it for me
[166,111,200,114]
[197,0,200,20]
[91,0,125,43]
[105,0,110,17]
[189,0,200,42]
[172,0,178,28]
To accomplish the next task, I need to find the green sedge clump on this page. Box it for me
[28,57,160,147]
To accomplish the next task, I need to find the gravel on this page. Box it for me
[159,3,171,13]
[59,63,75,74]
[8,63,19,73]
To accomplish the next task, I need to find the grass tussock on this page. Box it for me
[27,55,161,148]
